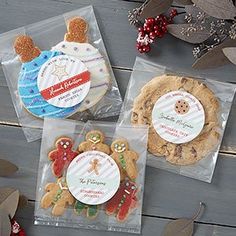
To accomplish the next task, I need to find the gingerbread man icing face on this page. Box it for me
[86,130,104,144]
[111,140,129,153]
[111,139,139,181]
[78,130,110,154]
[57,138,73,151]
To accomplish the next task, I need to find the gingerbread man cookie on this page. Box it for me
[40,177,75,216]
[111,139,139,181]
[78,130,110,154]
[48,137,79,177]
[74,201,99,219]
[105,180,138,222]
[52,17,110,112]
[65,17,88,43]
[14,35,83,119]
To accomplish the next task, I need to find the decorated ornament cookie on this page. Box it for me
[105,180,138,222]
[74,201,99,219]
[111,139,139,181]
[14,35,90,118]
[78,130,110,154]
[48,137,79,177]
[40,177,75,216]
[52,17,110,112]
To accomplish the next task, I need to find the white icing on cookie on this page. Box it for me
[52,42,110,112]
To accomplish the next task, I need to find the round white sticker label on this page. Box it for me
[66,151,120,205]
[152,91,205,144]
[38,55,91,108]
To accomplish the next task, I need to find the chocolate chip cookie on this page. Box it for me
[131,74,220,165]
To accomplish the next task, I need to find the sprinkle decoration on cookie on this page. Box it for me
[136,9,178,53]
[105,180,138,222]
[48,137,79,177]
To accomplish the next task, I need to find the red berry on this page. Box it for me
[162,26,167,33]
[143,44,151,53]
[162,21,168,26]
[138,47,144,53]
[138,27,144,33]
[146,17,155,25]
[170,9,178,17]
[144,26,152,32]
[149,31,156,39]
[153,25,159,31]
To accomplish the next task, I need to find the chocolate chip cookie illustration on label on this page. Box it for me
[14,35,88,118]
[52,17,110,112]
[152,91,205,144]
[132,75,220,165]
[175,99,190,115]
[66,150,120,205]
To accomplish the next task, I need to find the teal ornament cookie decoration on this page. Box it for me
[14,35,90,118]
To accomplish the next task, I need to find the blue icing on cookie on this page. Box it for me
[18,51,81,118]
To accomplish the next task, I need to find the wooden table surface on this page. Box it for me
[1,0,236,235]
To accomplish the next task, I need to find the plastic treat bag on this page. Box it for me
[119,57,236,183]
[0,6,122,142]
[34,119,148,234]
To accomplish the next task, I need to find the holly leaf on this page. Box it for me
[0,159,18,177]
[167,23,212,43]
[192,0,236,19]
[223,47,236,65]
[0,188,19,218]
[185,4,205,18]
[174,0,193,5]
[162,218,194,236]
[0,209,11,236]
[193,39,236,69]
[140,0,173,19]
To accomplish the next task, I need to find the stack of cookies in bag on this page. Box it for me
[35,119,148,233]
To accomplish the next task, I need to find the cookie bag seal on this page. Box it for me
[0,5,122,142]
[119,57,236,183]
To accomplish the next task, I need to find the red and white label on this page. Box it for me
[38,55,90,108]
